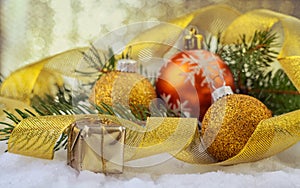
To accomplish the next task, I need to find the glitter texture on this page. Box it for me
[90,71,156,113]
[201,94,272,161]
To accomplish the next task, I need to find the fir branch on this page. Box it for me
[54,129,69,151]
[216,29,300,115]
[0,109,36,142]
[106,47,116,73]
[218,30,279,93]
[110,103,138,121]
[248,69,300,115]
[0,74,3,85]
[3,110,21,124]
[31,86,94,116]
[75,44,116,88]
[0,82,187,152]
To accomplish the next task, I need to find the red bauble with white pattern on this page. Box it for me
[156,50,235,121]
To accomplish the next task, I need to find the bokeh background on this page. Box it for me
[1,0,300,77]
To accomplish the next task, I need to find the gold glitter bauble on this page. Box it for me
[90,71,156,114]
[201,94,272,161]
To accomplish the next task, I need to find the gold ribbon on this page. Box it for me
[2,5,300,165]
[0,97,38,140]
[0,97,37,120]
[8,115,76,159]
[221,9,300,91]
[123,4,240,61]
[0,48,89,104]
[0,5,241,103]
[8,114,199,161]
[278,56,300,91]
[7,109,300,166]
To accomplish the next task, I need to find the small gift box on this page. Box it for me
[67,116,126,174]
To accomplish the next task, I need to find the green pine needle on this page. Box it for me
[215,29,300,115]
[1,30,299,152]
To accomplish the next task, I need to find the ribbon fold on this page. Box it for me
[2,4,300,166]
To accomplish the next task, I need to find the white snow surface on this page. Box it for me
[1,142,300,188]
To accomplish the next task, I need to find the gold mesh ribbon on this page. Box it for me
[8,115,198,161]
[3,5,300,165]
[7,110,300,165]
[217,110,300,165]
[0,48,89,104]
[0,97,37,121]
[221,9,300,91]
[8,115,76,159]
[278,56,300,91]
[0,5,241,104]
[172,110,300,165]
[123,4,240,60]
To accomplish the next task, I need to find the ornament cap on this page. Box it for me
[184,27,203,50]
[116,59,137,73]
[211,86,234,101]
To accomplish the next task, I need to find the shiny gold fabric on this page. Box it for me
[3,5,300,166]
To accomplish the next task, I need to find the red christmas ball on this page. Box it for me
[156,50,235,121]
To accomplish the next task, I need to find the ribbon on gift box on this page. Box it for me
[1,4,300,171]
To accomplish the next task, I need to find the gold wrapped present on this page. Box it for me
[67,117,126,174]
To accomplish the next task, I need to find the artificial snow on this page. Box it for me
[1,141,300,188]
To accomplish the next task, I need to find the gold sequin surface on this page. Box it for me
[201,94,272,161]
[90,71,157,113]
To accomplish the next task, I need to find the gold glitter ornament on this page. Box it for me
[90,58,156,116]
[201,94,272,162]
[186,35,274,162]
